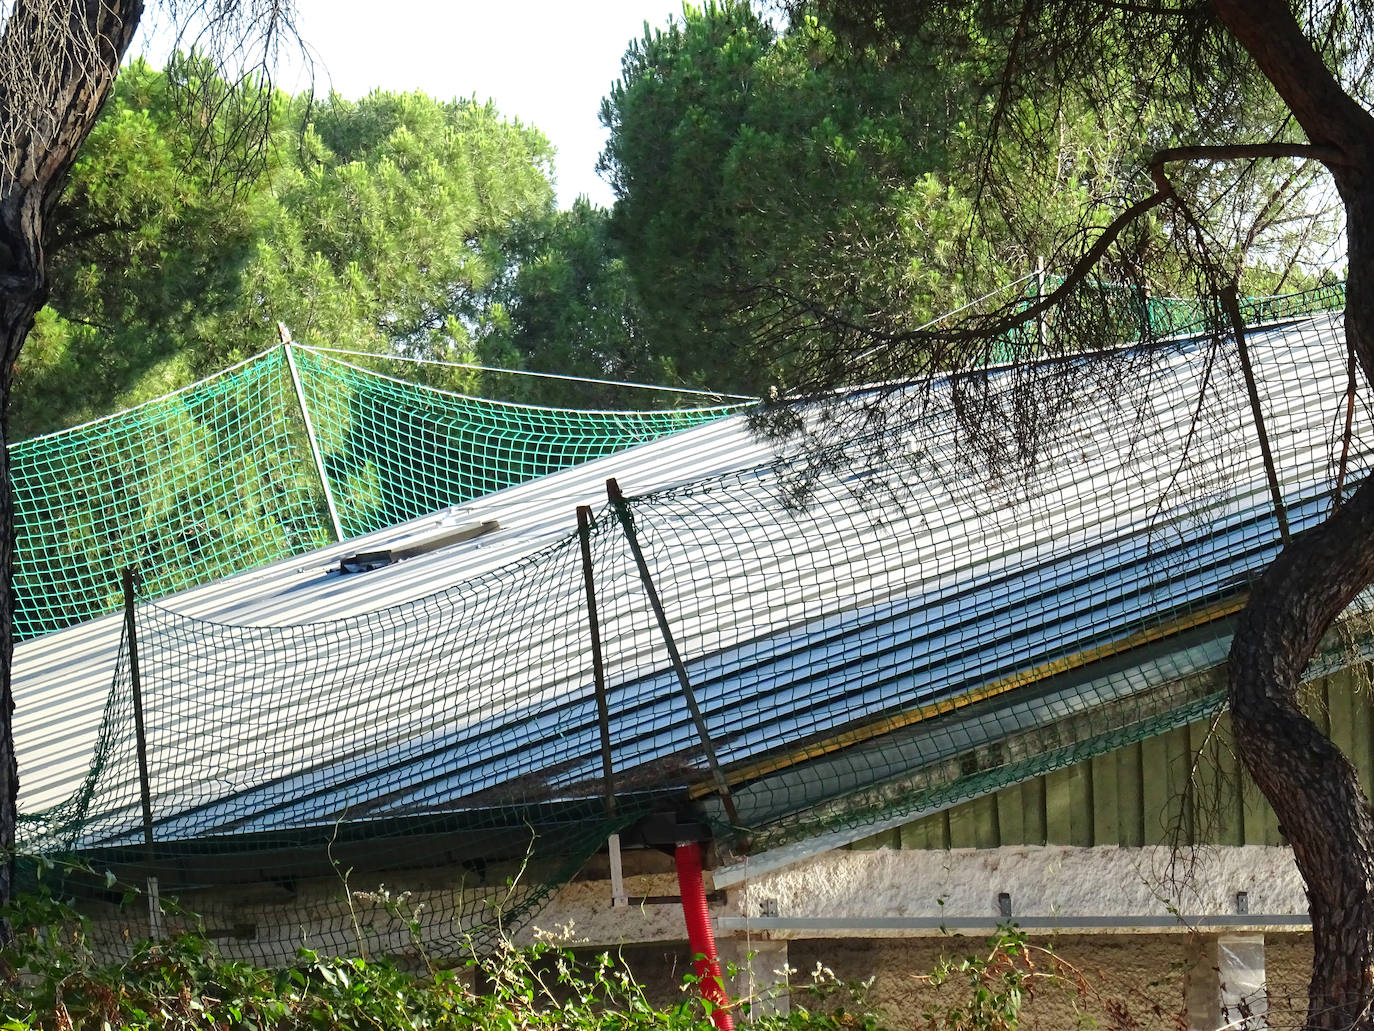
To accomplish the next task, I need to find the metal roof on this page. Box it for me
[16,313,1366,854]
[15,414,770,817]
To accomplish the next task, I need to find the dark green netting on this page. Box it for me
[12,350,327,640]
[993,279,1345,361]
[17,290,1368,964]
[20,516,660,960]
[591,304,1366,848]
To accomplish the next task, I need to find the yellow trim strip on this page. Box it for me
[687,594,1247,800]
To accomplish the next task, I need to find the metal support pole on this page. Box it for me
[577,506,617,816]
[579,504,629,906]
[1034,255,1048,353]
[605,479,740,826]
[280,324,345,542]
[121,568,163,939]
[122,568,155,851]
[1221,285,1291,544]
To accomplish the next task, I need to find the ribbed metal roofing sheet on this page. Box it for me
[15,414,769,817]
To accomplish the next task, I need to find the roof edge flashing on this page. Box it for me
[339,520,501,575]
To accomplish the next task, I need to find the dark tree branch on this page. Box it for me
[973,0,1036,215]
[753,187,1173,368]
[762,139,1330,386]
[1212,0,1374,158]
[1220,280,1291,543]
[46,217,136,254]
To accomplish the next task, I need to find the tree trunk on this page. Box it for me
[0,0,143,918]
[0,284,36,922]
[1231,183,1374,1028]
[1229,474,1374,1029]
[1204,1,1374,1025]
[1229,136,1374,1031]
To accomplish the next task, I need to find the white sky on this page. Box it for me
[132,0,690,210]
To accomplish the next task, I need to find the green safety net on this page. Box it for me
[20,520,655,960]
[993,278,1347,361]
[19,294,1371,964]
[289,347,747,540]
[11,350,328,640]
[7,282,1344,643]
[9,348,748,641]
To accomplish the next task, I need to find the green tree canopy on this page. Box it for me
[478,198,676,408]
[598,1,1332,395]
[14,56,289,435]
[17,72,562,438]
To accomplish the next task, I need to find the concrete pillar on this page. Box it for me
[726,937,790,1021]
[1185,937,1217,1031]
[1186,934,1266,1031]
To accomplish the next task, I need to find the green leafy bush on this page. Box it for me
[0,884,889,1030]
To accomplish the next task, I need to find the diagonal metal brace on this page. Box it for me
[605,478,740,826]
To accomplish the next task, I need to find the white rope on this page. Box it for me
[302,348,752,416]
[302,345,758,402]
[854,271,1040,363]
[13,345,279,447]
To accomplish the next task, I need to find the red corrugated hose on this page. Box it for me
[674,840,735,1031]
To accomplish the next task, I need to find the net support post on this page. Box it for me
[577,505,617,816]
[577,503,630,907]
[122,567,162,940]
[146,876,165,941]
[607,833,628,909]
[280,325,345,542]
[605,479,740,827]
[1221,284,1290,545]
[1034,255,1048,353]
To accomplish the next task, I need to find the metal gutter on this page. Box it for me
[714,915,1311,933]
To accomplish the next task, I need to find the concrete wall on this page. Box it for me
[727,844,1307,933]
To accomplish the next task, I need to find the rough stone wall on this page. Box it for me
[780,934,1192,1029]
[83,867,690,969]
[732,845,1307,930]
[1263,934,1314,1029]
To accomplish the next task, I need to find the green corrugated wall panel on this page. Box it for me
[888,670,1374,850]
[995,783,1025,844]
[1141,731,1176,845]
[1188,720,1212,843]
[1351,677,1374,802]
[898,811,951,849]
[1021,779,1047,845]
[1050,763,1093,846]
[1206,714,1244,846]
[1091,753,1119,844]
[948,794,1000,848]
[1327,677,1358,784]
[1117,742,1145,847]
[1044,767,1073,843]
